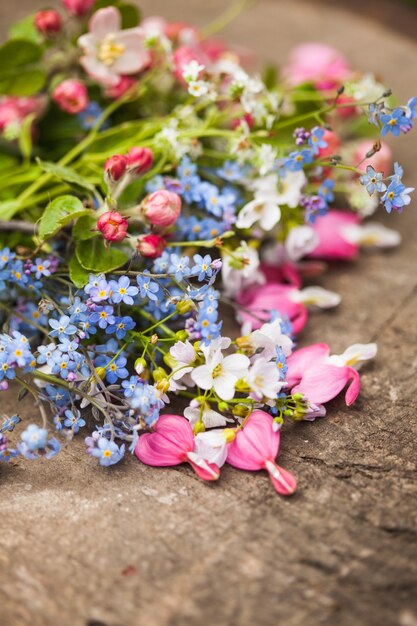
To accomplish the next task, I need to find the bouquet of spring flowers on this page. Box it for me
[0,0,415,494]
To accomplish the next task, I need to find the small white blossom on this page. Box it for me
[191,350,250,401]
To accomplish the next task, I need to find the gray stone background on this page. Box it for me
[0,1,416,625]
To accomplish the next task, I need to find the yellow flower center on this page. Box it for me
[212,364,223,378]
[97,35,126,67]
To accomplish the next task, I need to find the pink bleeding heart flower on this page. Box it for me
[308,211,361,261]
[260,262,302,289]
[285,343,361,406]
[78,7,151,86]
[283,42,351,89]
[227,410,297,496]
[135,414,220,481]
[237,283,308,333]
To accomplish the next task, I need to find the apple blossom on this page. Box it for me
[283,42,351,89]
[34,10,62,35]
[136,234,167,259]
[127,147,153,175]
[78,7,150,86]
[52,80,89,114]
[142,190,181,228]
[62,0,95,17]
[104,154,128,183]
[97,211,128,243]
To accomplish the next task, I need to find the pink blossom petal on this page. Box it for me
[80,55,119,86]
[89,7,121,39]
[264,461,297,495]
[135,414,193,466]
[186,452,220,481]
[237,283,308,332]
[112,29,151,74]
[290,363,357,405]
[309,211,361,261]
[227,410,280,470]
[286,343,330,387]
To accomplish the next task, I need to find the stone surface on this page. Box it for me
[1,2,417,626]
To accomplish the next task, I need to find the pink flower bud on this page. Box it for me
[104,76,137,100]
[97,211,128,243]
[317,129,341,159]
[136,233,167,258]
[143,190,181,228]
[62,0,95,17]
[104,154,128,183]
[127,147,153,175]
[34,10,62,35]
[52,80,89,114]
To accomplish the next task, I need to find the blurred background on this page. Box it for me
[1,0,417,40]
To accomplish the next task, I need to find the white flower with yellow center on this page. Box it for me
[191,350,250,401]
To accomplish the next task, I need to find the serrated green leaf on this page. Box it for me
[76,238,129,273]
[36,158,100,198]
[39,195,92,240]
[69,255,90,288]
[72,214,99,241]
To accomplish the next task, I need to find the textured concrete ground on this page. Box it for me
[1,2,417,626]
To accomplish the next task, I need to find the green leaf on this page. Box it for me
[76,238,129,273]
[72,214,99,241]
[18,113,36,160]
[119,4,140,28]
[0,153,18,170]
[69,255,90,289]
[36,158,100,199]
[0,199,20,221]
[93,0,140,24]
[0,68,46,97]
[39,195,92,240]
[0,39,42,69]
[9,15,43,44]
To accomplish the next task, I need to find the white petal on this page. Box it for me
[328,343,377,369]
[343,223,401,249]
[191,365,214,390]
[194,430,228,466]
[285,225,319,261]
[293,286,341,309]
[222,353,250,376]
[259,204,281,230]
[89,7,121,39]
[213,373,237,401]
